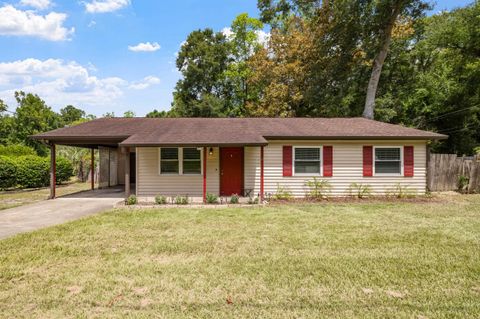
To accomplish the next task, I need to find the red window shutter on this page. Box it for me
[283,146,292,177]
[323,146,333,177]
[404,146,414,177]
[363,146,373,177]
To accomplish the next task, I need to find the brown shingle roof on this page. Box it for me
[32,117,447,146]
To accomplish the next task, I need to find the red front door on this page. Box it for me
[220,147,244,196]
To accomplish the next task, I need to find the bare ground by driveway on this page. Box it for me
[0,187,123,239]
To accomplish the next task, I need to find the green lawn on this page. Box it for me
[0,182,92,210]
[0,195,479,318]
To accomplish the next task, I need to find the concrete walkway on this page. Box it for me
[0,187,124,240]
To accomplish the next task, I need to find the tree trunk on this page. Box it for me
[363,1,403,119]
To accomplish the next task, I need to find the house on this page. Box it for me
[32,117,446,201]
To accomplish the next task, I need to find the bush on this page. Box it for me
[175,195,189,205]
[274,184,293,200]
[15,156,50,188]
[0,144,36,157]
[305,178,332,199]
[457,175,469,193]
[248,196,259,204]
[386,183,416,198]
[0,156,17,189]
[126,194,137,205]
[155,195,167,205]
[348,183,372,199]
[55,157,74,184]
[230,194,239,204]
[205,193,219,204]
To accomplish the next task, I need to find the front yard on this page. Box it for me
[0,195,479,318]
[0,182,91,210]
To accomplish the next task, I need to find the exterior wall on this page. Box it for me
[136,147,219,197]
[247,140,427,197]
[136,141,427,197]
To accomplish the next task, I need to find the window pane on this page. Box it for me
[183,148,201,160]
[295,161,320,174]
[375,148,400,161]
[161,161,179,174]
[183,160,201,174]
[161,148,178,160]
[295,148,320,160]
[375,161,401,174]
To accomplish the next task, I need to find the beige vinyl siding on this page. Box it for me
[244,147,261,196]
[246,140,427,197]
[136,147,219,197]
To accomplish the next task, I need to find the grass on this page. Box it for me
[0,182,91,210]
[0,195,479,318]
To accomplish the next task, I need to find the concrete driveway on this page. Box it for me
[0,187,124,240]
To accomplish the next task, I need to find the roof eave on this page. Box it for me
[263,135,448,141]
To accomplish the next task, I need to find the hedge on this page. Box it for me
[0,155,74,190]
[15,156,50,188]
[0,156,17,189]
[55,157,74,184]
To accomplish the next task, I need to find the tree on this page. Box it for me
[60,105,86,125]
[246,17,314,117]
[172,29,233,117]
[146,109,172,118]
[123,110,136,118]
[363,0,430,119]
[12,91,61,156]
[225,13,264,114]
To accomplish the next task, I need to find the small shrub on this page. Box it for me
[457,175,469,193]
[274,184,293,200]
[230,194,239,204]
[206,193,219,204]
[15,155,49,188]
[125,194,137,205]
[155,195,167,205]
[305,177,332,199]
[348,183,372,199]
[386,183,416,198]
[175,195,189,205]
[248,196,259,204]
[0,156,17,189]
[55,157,74,184]
[0,144,36,157]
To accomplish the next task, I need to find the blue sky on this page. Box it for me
[0,0,473,117]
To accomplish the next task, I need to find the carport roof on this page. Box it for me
[32,117,447,147]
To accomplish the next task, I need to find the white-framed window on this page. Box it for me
[159,147,203,175]
[182,148,202,174]
[293,146,322,176]
[160,148,179,174]
[374,146,403,176]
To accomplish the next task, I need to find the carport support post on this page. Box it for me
[49,143,56,199]
[203,147,207,203]
[260,146,264,202]
[125,147,130,198]
[90,148,95,190]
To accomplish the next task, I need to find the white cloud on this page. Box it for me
[0,58,157,108]
[128,42,161,52]
[0,5,73,41]
[84,0,130,13]
[87,20,96,27]
[19,0,52,10]
[129,76,160,90]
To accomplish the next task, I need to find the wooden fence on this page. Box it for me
[427,153,480,192]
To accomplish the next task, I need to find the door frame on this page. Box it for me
[219,147,244,196]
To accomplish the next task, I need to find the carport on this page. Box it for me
[33,136,135,200]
